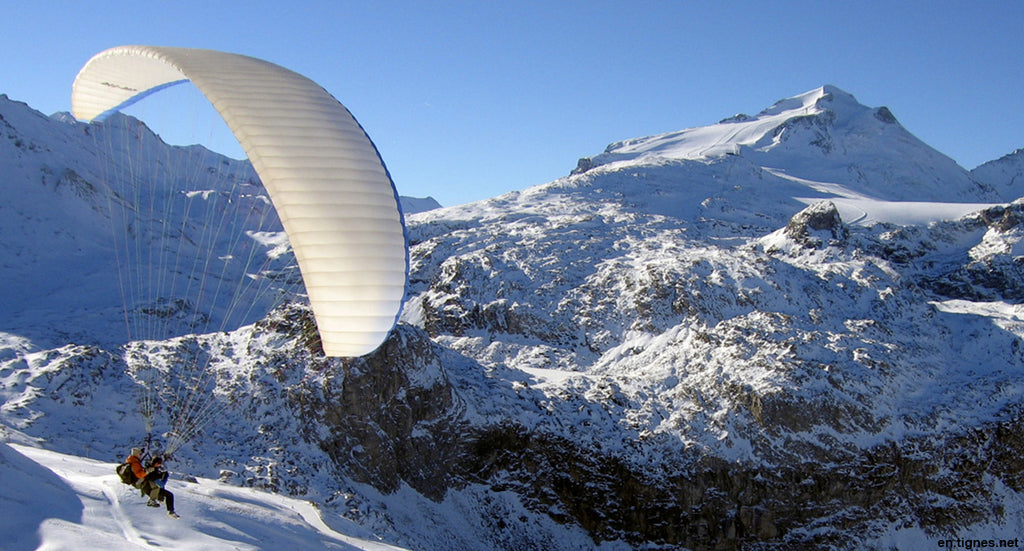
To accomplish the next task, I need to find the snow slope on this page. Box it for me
[1,94,293,351]
[0,440,407,551]
[400,195,443,214]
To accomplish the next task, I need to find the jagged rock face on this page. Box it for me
[216,304,476,501]
[460,416,1024,550]
[306,325,469,501]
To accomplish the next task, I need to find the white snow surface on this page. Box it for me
[580,85,1004,216]
[594,86,841,162]
[0,440,407,551]
[399,195,442,214]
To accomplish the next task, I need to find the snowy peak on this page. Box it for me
[573,85,997,204]
[755,84,851,117]
[400,195,442,214]
[972,147,1024,199]
[583,85,890,167]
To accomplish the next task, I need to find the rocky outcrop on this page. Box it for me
[782,201,849,247]
[270,309,468,501]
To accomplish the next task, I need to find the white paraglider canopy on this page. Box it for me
[72,45,408,357]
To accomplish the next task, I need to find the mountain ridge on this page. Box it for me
[575,85,998,206]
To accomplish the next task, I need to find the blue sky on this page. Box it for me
[3,1,1023,207]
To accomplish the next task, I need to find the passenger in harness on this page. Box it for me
[117,448,179,519]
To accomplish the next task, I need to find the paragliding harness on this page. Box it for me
[115,460,138,486]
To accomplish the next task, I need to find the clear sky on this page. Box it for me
[3,1,1023,207]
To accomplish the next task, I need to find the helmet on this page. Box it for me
[131,448,143,457]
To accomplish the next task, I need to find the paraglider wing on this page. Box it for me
[72,45,408,357]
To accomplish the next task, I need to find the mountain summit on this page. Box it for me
[586,85,857,163]
[576,85,994,205]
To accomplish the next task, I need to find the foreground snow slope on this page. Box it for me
[0,440,407,551]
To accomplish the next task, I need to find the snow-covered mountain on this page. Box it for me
[3,86,1024,550]
[401,195,443,214]
[973,148,1024,200]
[568,85,1001,230]
[581,86,990,203]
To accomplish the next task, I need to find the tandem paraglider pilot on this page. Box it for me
[119,448,179,518]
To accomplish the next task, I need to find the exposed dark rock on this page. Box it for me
[280,314,469,501]
[450,412,1024,550]
[874,106,897,124]
[782,201,849,247]
[572,157,594,175]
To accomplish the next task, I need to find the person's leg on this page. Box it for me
[143,481,159,505]
[161,489,175,513]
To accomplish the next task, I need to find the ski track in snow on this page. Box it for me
[107,485,147,546]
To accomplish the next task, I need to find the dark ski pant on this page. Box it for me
[140,480,175,513]
[153,487,174,513]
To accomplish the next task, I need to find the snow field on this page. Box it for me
[0,442,408,551]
